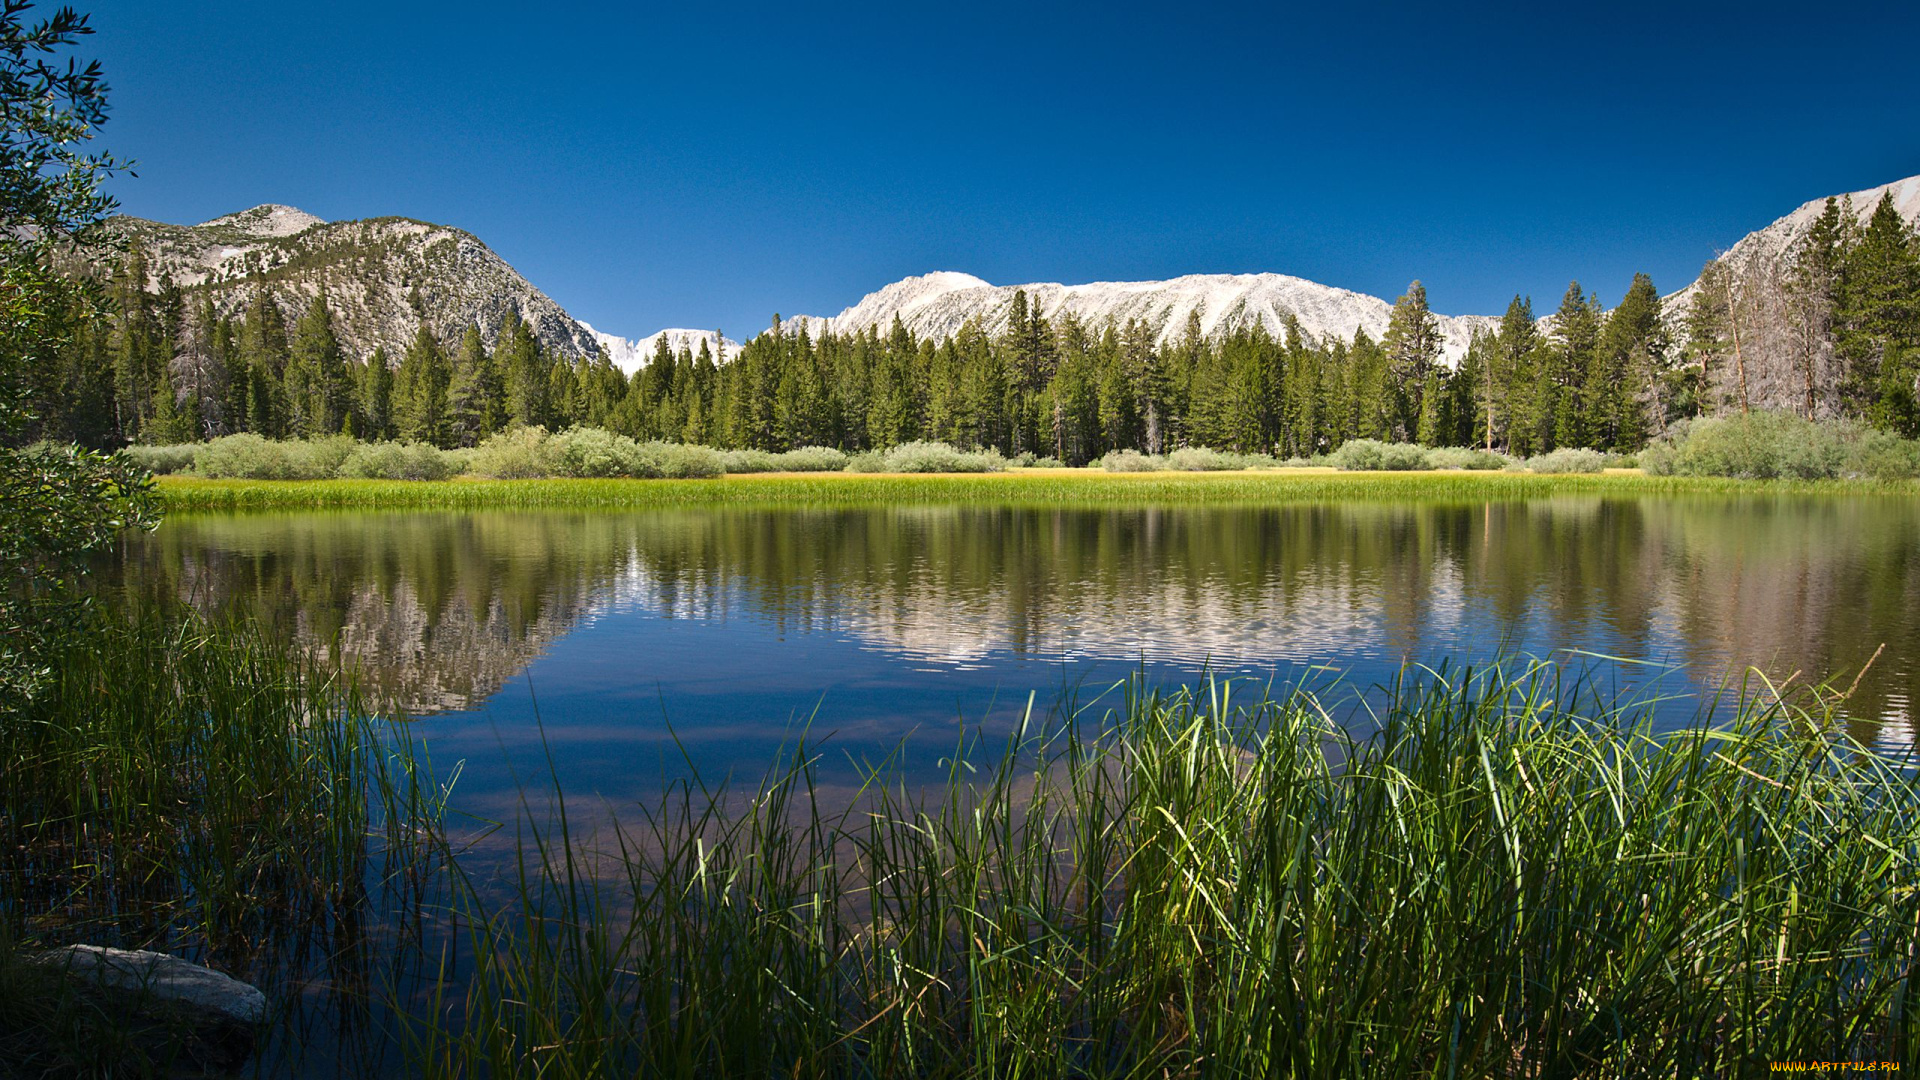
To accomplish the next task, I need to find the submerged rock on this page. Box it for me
[35,945,265,1071]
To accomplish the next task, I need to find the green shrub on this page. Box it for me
[773,446,850,472]
[844,451,887,473]
[338,441,458,481]
[1843,430,1920,481]
[1165,447,1278,471]
[1671,414,1845,479]
[1099,449,1164,472]
[1425,447,1513,471]
[1634,413,1920,480]
[1028,455,1065,469]
[468,427,558,479]
[635,441,725,479]
[1522,448,1606,474]
[720,447,850,474]
[547,427,646,478]
[1329,439,1430,471]
[718,449,780,473]
[880,441,1006,473]
[123,443,199,475]
[194,434,348,480]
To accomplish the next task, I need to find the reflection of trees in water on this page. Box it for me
[113,513,644,714]
[113,499,1920,739]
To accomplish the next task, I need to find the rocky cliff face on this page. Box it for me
[112,204,603,362]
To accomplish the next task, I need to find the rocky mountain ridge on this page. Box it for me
[116,171,1920,374]
[112,205,603,363]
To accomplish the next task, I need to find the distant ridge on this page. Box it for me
[111,171,1920,372]
[782,271,1499,365]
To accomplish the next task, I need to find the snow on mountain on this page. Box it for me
[585,326,741,376]
[785,271,1498,366]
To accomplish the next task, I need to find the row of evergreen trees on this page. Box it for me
[21,195,1920,462]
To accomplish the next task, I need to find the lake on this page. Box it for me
[110,492,1920,827]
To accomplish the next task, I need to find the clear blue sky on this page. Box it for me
[86,1,1920,338]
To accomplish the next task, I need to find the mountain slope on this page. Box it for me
[1663,174,1920,316]
[785,270,1499,366]
[114,204,603,362]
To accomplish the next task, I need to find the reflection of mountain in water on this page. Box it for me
[115,498,1920,742]
[115,513,641,714]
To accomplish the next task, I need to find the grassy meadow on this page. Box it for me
[151,467,1918,513]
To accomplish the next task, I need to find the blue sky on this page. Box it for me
[87,1,1920,338]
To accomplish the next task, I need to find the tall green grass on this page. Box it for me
[154,469,1917,513]
[0,609,439,1076]
[391,664,1920,1077]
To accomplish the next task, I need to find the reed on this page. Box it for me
[390,663,1920,1077]
[0,609,438,1077]
[154,469,1916,513]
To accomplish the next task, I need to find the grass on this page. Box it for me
[0,609,438,1078]
[389,662,1920,1078]
[153,468,1920,512]
[7,615,1920,1074]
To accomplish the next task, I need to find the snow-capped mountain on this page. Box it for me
[116,171,1920,377]
[585,327,741,376]
[783,270,1499,366]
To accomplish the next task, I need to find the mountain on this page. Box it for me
[1662,174,1920,316]
[783,271,1499,366]
[112,204,603,362]
[117,172,1920,379]
[586,327,741,375]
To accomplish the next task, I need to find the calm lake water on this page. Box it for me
[111,493,1920,824]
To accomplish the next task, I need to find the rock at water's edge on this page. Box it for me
[36,945,266,1028]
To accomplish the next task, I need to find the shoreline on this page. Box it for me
[154,468,1918,512]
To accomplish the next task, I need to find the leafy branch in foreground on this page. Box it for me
[0,1,152,708]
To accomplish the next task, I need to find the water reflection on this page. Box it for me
[113,496,1920,745]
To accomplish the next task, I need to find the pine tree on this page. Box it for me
[1549,283,1601,448]
[1594,273,1665,448]
[445,326,496,446]
[287,290,352,436]
[1048,314,1100,464]
[395,325,450,446]
[497,311,547,429]
[1836,192,1920,432]
[237,291,289,437]
[1382,281,1441,441]
[108,247,161,442]
[1347,329,1392,441]
[1683,260,1733,419]
[360,346,395,440]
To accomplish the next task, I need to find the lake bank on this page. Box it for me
[154,467,1918,512]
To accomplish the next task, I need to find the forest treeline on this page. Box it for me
[20,193,1920,465]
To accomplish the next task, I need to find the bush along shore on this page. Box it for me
[123,412,1920,488]
[8,635,1920,1076]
